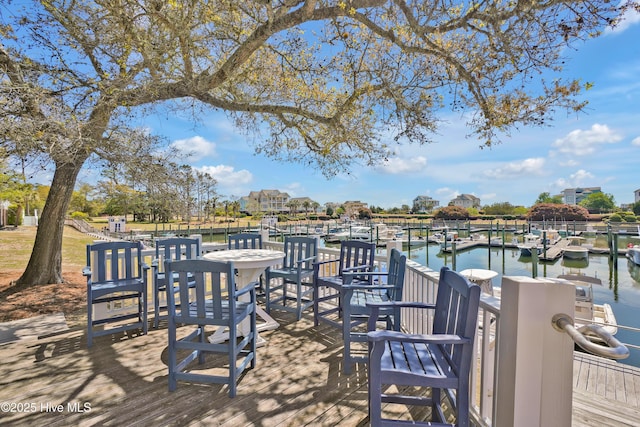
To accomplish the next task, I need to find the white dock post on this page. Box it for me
[495,276,575,427]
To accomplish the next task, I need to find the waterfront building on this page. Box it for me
[241,189,290,214]
[342,200,369,219]
[451,193,481,209]
[562,187,601,205]
[412,195,439,213]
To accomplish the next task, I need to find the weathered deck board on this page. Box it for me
[1,311,639,426]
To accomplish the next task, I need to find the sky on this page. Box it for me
[76,10,640,210]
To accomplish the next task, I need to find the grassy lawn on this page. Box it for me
[0,226,94,272]
[0,226,95,323]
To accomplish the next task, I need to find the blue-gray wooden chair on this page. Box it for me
[367,266,481,426]
[151,237,201,328]
[228,232,262,249]
[265,236,318,320]
[339,248,406,374]
[83,241,149,348]
[166,258,257,398]
[228,232,264,291]
[313,240,376,329]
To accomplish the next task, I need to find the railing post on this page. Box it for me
[495,276,575,427]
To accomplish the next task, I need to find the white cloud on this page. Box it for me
[283,182,303,197]
[435,187,460,202]
[552,124,623,156]
[482,157,546,179]
[553,169,595,190]
[558,159,579,167]
[607,3,640,33]
[632,136,640,146]
[171,136,217,161]
[375,156,427,174]
[480,193,497,202]
[196,165,253,196]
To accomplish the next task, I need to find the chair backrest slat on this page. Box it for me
[387,249,407,301]
[282,236,317,270]
[433,266,480,372]
[155,237,201,272]
[87,241,142,282]
[166,259,236,324]
[228,233,262,249]
[338,240,376,283]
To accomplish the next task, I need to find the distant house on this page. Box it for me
[412,195,439,213]
[241,189,290,214]
[239,190,319,215]
[562,187,601,205]
[635,188,640,203]
[343,200,369,218]
[450,194,480,209]
[288,197,317,214]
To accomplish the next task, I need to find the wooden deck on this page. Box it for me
[1,309,640,426]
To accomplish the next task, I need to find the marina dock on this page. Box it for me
[438,235,629,259]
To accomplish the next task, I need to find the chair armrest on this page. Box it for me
[367,329,470,345]
[367,301,435,330]
[341,283,395,291]
[82,267,91,277]
[295,255,317,265]
[151,258,159,268]
[141,262,150,271]
[343,271,388,285]
[367,301,435,310]
[342,264,373,273]
[235,281,259,298]
[313,258,339,268]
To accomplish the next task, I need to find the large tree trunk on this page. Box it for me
[16,161,84,287]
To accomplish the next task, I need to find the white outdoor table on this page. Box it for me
[203,248,284,346]
[459,268,498,296]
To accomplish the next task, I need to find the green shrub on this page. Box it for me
[608,213,623,223]
[70,211,90,221]
[624,214,637,223]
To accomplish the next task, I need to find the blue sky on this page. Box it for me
[79,11,640,210]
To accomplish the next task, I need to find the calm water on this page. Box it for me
[402,235,640,368]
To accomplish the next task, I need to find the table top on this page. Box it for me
[202,249,284,268]
[459,269,499,281]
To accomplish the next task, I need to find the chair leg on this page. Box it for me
[87,289,93,348]
[432,388,442,422]
[228,322,237,398]
[313,285,319,326]
[343,305,352,375]
[153,284,160,328]
[142,290,148,335]
[168,318,177,392]
[368,341,383,425]
[457,385,470,427]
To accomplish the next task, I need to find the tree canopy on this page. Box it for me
[0,0,636,286]
[435,205,469,220]
[535,192,563,205]
[579,192,616,214]
[527,203,589,221]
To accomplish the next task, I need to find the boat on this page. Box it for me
[555,274,618,341]
[324,225,371,242]
[490,272,618,342]
[628,245,640,265]
[517,233,542,256]
[563,237,589,260]
[627,234,640,266]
